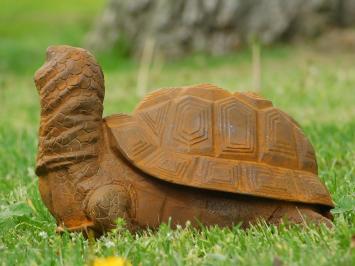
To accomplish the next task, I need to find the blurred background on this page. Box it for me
[1,0,354,127]
[1,0,355,125]
[0,2,354,265]
[2,0,355,71]
[0,0,354,126]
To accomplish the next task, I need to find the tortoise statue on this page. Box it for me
[34,45,334,235]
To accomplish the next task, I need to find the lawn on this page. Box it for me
[0,1,354,265]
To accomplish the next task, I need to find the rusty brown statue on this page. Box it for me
[34,45,334,235]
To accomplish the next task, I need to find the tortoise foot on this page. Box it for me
[85,185,131,233]
[268,205,333,228]
[56,221,94,234]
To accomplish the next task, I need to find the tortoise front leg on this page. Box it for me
[84,185,132,234]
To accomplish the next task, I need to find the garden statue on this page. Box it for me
[34,45,334,235]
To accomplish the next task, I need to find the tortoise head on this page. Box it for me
[34,45,105,113]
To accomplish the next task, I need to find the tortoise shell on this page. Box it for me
[106,84,333,208]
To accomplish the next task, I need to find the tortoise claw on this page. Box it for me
[55,221,103,238]
[56,221,95,233]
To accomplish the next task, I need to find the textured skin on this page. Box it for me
[34,45,334,235]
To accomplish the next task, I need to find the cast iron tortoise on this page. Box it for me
[34,45,334,234]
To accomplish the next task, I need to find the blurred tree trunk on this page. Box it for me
[86,0,355,58]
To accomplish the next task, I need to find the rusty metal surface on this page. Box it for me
[34,45,334,234]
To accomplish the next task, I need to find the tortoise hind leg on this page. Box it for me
[85,185,132,234]
[267,203,333,228]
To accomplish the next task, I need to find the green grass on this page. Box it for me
[0,1,354,266]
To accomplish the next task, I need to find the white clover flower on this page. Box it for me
[38,231,48,239]
[104,240,115,248]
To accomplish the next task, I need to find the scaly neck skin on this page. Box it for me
[34,45,105,227]
[35,46,104,180]
[36,89,103,182]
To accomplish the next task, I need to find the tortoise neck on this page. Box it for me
[34,46,105,178]
[36,88,103,177]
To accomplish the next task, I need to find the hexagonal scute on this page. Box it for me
[258,108,298,169]
[215,96,258,160]
[164,95,214,154]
